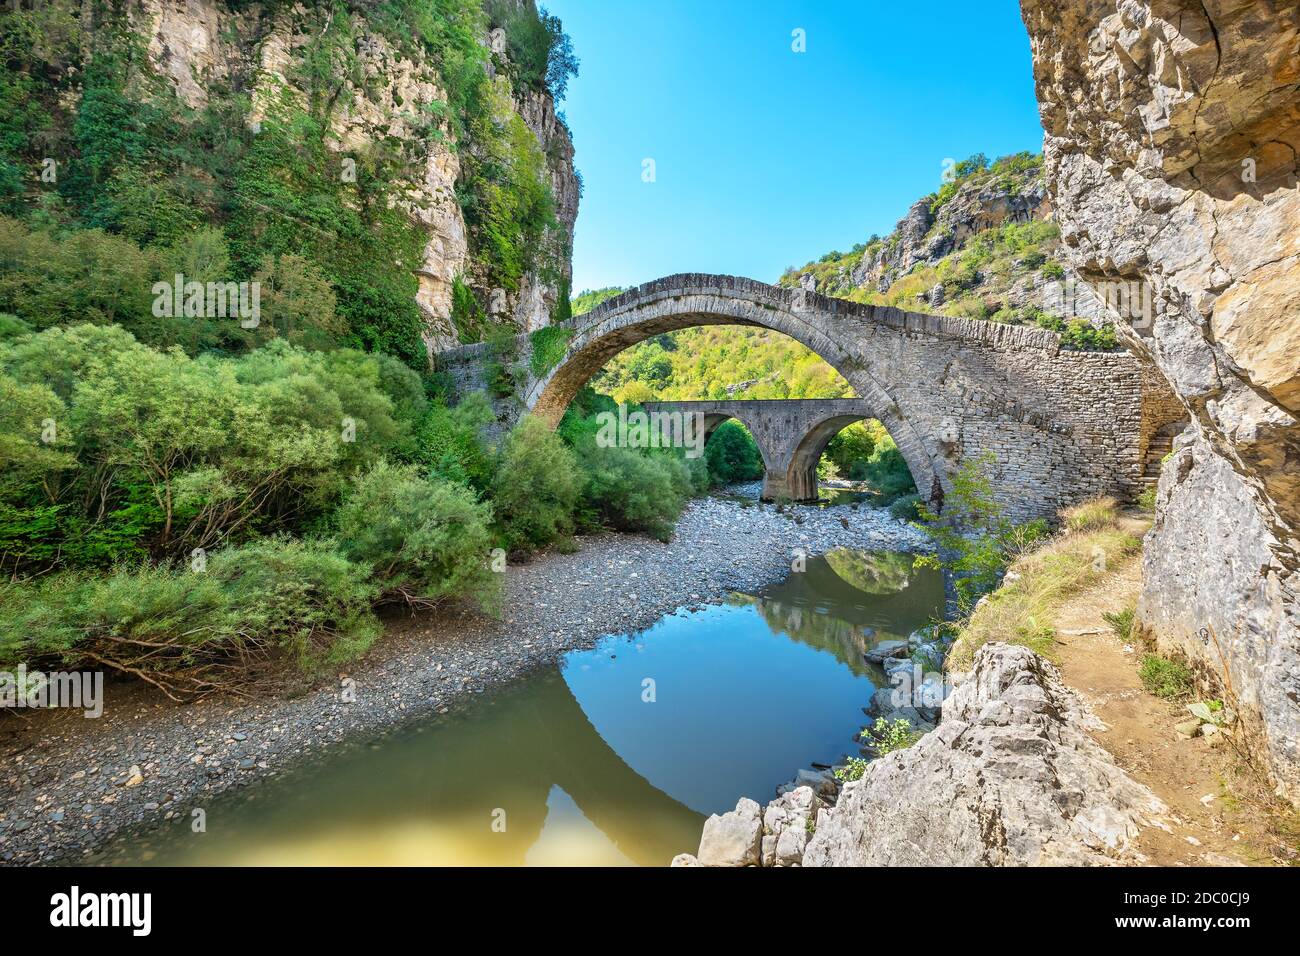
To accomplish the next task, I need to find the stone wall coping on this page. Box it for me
[437,273,1079,365]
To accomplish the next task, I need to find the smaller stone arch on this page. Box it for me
[781,414,872,501]
[643,399,930,504]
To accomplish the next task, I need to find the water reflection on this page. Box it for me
[96,550,941,867]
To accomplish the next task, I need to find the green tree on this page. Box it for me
[705,421,763,484]
[334,459,500,611]
[491,415,580,552]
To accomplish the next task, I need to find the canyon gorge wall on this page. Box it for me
[135,0,577,356]
[1020,0,1300,801]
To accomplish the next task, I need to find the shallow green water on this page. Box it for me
[108,550,942,866]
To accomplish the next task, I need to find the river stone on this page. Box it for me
[775,826,808,866]
[670,853,702,867]
[803,644,1170,866]
[864,640,910,663]
[777,769,836,801]
[696,797,762,867]
[869,686,900,717]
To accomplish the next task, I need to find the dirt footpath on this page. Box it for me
[1048,520,1296,867]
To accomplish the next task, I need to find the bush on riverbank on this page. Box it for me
[0,327,718,688]
[334,460,500,611]
[915,452,1050,612]
[0,537,382,697]
[491,415,582,553]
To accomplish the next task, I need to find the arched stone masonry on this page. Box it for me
[642,399,881,502]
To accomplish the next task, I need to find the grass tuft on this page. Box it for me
[1061,496,1120,533]
[1139,654,1195,699]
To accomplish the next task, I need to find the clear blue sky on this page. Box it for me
[545,0,1044,293]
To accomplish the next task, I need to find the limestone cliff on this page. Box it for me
[132,0,577,357]
[1019,0,1300,802]
[782,154,1113,329]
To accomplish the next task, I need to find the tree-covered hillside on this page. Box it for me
[0,0,578,367]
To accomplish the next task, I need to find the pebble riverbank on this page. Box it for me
[0,490,929,865]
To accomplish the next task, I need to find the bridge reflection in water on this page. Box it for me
[107,551,941,867]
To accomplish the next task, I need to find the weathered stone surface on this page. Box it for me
[440,275,1182,522]
[760,786,822,868]
[697,797,762,867]
[802,644,1169,866]
[863,639,911,663]
[1020,0,1300,801]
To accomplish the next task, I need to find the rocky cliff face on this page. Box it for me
[782,156,1114,326]
[1019,0,1300,802]
[135,0,577,356]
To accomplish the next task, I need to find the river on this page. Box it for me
[96,548,942,866]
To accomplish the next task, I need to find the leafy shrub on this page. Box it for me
[576,445,690,542]
[491,415,580,552]
[412,393,497,493]
[888,493,922,521]
[0,326,407,569]
[834,756,869,783]
[0,536,381,694]
[1139,654,1194,699]
[207,537,382,668]
[916,452,1047,612]
[333,460,500,612]
[864,717,924,756]
[1061,319,1119,351]
[0,312,30,341]
[1137,485,1157,513]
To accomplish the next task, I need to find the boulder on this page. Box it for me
[776,769,836,802]
[803,644,1170,866]
[761,786,822,867]
[670,853,702,867]
[864,639,910,663]
[696,797,762,866]
[775,827,808,866]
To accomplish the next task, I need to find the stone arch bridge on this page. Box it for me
[437,274,1182,521]
[640,399,878,502]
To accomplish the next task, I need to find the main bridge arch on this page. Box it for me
[436,273,1167,521]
